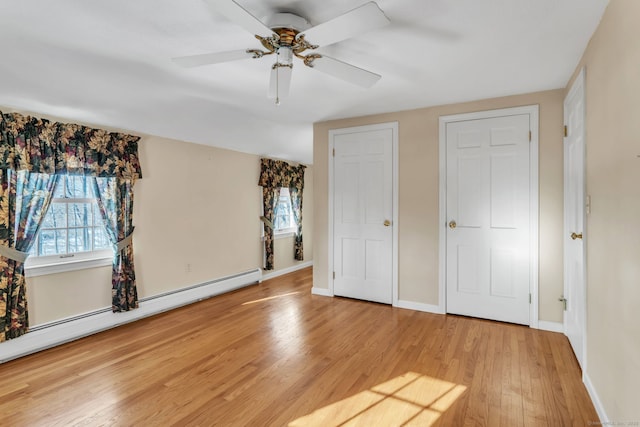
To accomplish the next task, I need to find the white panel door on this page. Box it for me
[446,114,531,325]
[333,128,393,304]
[564,70,586,369]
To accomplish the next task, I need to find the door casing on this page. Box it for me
[328,122,399,304]
[438,106,540,327]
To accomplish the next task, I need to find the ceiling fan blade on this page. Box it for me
[268,66,292,99]
[308,55,381,88]
[203,0,274,37]
[298,2,390,47]
[172,49,254,68]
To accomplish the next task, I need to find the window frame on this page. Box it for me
[24,176,113,277]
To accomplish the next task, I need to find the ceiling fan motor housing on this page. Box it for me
[264,13,311,33]
[254,12,321,68]
[267,13,312,50]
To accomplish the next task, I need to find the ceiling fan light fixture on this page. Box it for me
[277,46,293,65]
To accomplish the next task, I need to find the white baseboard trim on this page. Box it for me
[261,261,313,282]
[0,268,261,364]
[537,320,564,333]
[584,372,607,423]
[395,299,445,314]
[311,287,333,297]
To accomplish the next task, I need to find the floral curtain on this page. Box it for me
[93,177,138,312]
[289,186,303,260]
[0,170,58,342]
[258,158,305,270]
[0,110,142,341]
[261,186,280,271]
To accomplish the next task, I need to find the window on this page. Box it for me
[25,176,112,276]
[273,188,297,235]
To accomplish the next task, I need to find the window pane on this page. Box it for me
[30,175,111,260]
[66,176,92,198]
[274,213,290,230]
[69,228,92,253]
[93,203,105,227]
[39,229,67,256]
[52,177,65,198]
[41,204,67,229]
[274,188,294,231]
[38,230,54,255]
[69,203,92,227]
[274,203,288,229]
[92,227,111,250]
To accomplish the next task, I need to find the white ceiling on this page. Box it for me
[0,0,608,164]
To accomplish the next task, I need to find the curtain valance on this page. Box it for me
[258,158,305,190]
[0,111,142,181]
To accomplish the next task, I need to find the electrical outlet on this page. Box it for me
[185,263,192,273]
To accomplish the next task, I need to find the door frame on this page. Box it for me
[327,122,399,305]
[438,106,540,327]
[563,67,587,372]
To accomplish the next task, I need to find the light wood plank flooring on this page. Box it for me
[0,267,598,426]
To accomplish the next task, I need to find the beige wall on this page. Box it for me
[27,266,112,323]
[313,89,565,322]
[23,132,313,326]
[566,0,640,420]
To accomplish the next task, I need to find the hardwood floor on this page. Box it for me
[0,267,598,426]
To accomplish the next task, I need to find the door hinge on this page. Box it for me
[332,148,335,157]
[564,125,568,137]
[529,131,532,142]
[529,293,532,304]
[333,271,335,280]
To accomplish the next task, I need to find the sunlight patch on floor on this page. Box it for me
[288,372,467,426]
[241,291,301,305]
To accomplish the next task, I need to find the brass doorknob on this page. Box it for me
[570,232,583,240]
[449,220,457,229]
[383,219,391,227]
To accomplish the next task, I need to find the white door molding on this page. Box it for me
[328,122,399,305]
[439,106,539,326]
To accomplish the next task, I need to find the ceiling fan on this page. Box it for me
[172,1,390,104]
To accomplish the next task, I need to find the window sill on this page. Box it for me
[25,254,112,277]
[274,229,297,240]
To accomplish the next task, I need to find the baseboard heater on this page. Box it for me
[0,268,262,364]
